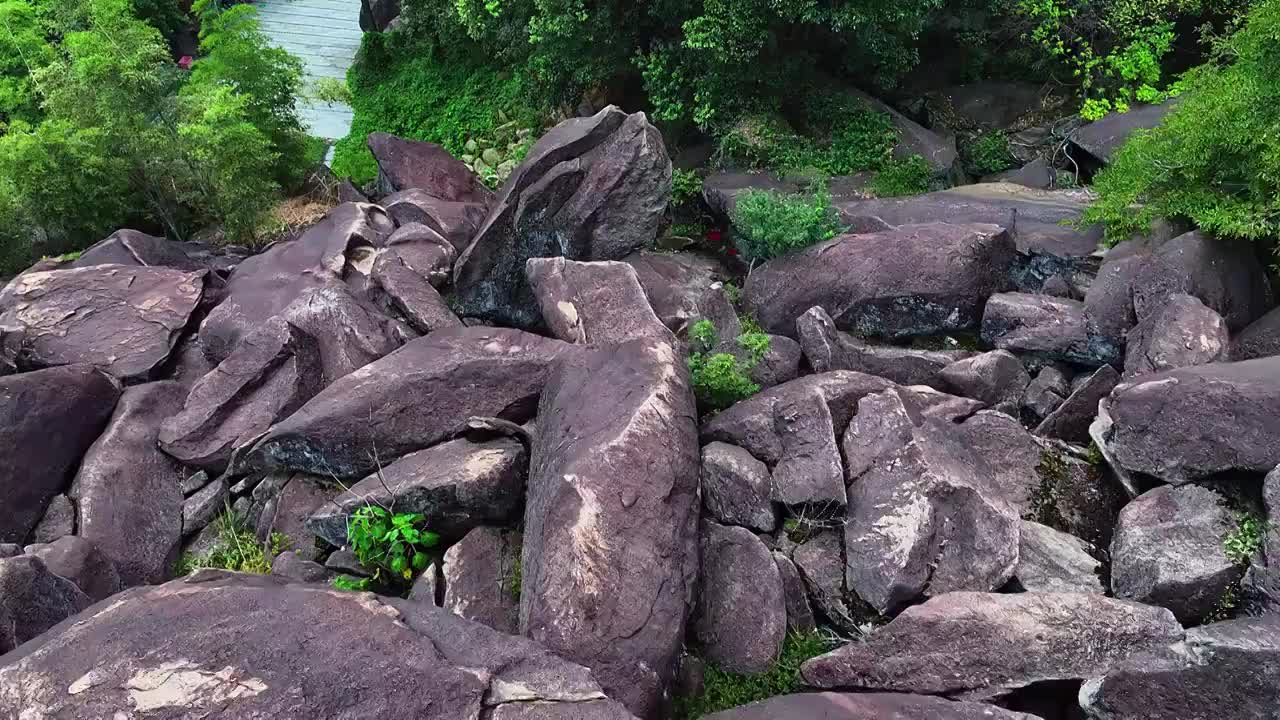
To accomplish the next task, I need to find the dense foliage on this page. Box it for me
[177,512,289,575]
[1083,0,1280,243]
[731,186,841,262]
[331,505,440,593]
[687,318,771,413]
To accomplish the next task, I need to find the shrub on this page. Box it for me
[731,186,841,262]
[687,319,771,413]
[675,631,837,719]
[1082,0,1280,244]
[671,168,703,208]
[962,131,1014,175]
[714,98,897,176]
[868,155,932,197]
[177,512,289,575]
[345,505,440,585]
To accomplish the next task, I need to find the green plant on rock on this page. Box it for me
[962,131,1015,175]
[868,155,932,197]
[1224,512,1267,566]
[675,631,838,719]
[731,185,841,262]
[346,504,440,584]
[177,511,290,575]
[687,319,771,413]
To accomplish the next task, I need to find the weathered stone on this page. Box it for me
[380,187,489,251]
[0,572,637,719]
[23,536,121,602]
[989,157,1054,190]
[1131,230,1273,333]
[1080,615,1280,720]
[1035,365,1120,443]
[1069,100,1175,166]
[248,327,575,480]
[798,306,973,387]
[622,251,729,335]
[1233,305,1280,361]
[359,0,400,31]
[793,530,868,636]
[1023,364,1070,419]
[0,365,119,544]
[199,203,394,363]
[182,476,229,537]
[1123,293,1228,378]
[747,335,801,390]
[695,522,786,674]
[0,264,205,380]
[700,442,777,532]
[982,292,1114,366]
[270,550,333,584]
[368,133,494,203]
[408,563,443,605]
[703,692,1039,720]
[1083,237,1154,356]
[0,546,17,559]
[951,411,1048,516]
[371,250,462,334]
[442,526,521,635]
[801,591,1183,699]
[29,495,74,545]
[841,389,920,484]
[746,223,1016,339]
[385,223,457,283]
[772,552,815,633]
[771,388,845,508]
[309,437,526,548]
[521,339,698,719]
[527,257,673,346]
[1111,484,1237,623]
[453,107,672,328]
[69,229,209,272]
[1013,521,1104,594]
[1266,466,1280,565]
[160,317,324,473]
[1098,358,1280,483]
[256,475,335,561]
[938,350,1030,414]
[0,555,92,654]
[324,549,368,577]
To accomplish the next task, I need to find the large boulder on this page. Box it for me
[70,381,186,587]
[1233,305,1280,361]
[981,292,1116,366]
[694,522,786,674]
[307,437,527,547]
[1123,292,1228,378]
[526,258,674,346]
[521,338,699,718]
[801,591,1183,699]
[247,327,575,480]
[199,203,394,363]
[1097,358,1280,483]
[1080,616,1280,720]
[703,692,1039,720]
[0,264,205,380]
[744,223,1016,339]
[370,250,462,334]
[452,107,672,328]
[69,229,209,272]
[441,526,522,634]
[160,317,324,473]
[23,536,121,602]
[1110,484,1237,623]
[367,133,494,203]
[380,188,489,253]
[0,365,119,544]
[1130,230,1273,334]
[797,306,974,388]
[0,572,636,719]
[0,555,93,654]
[1069,100,1175,167]
[770,387,846,508]
[622,251,729,335]
[277,282,409,387]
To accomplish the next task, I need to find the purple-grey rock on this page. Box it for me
[797,306,973,387]
[746,335,801,390]
[938,350,1031,414]
[1069,100,1174,166]
[771,388,846,508]
[367,133,494,204]
[1266,466,1280,565]
[270,550,333,584]
[182,476,229,537]
[69,229,209,272]
[0,365,119,544]
[622,251,729,335]
[371,249,462,334]
[255,474,335,561]
[793,530,868,636]
[772,552,815,633]
[801,591,1183,699]
[527,257,673,346]
[1013,520,1104,594]
[1084,236,1155,347]
[1023,363,1071,419]
[521,339,698,719]
[700,442,777,532]
[982,291,1115,366]
[280,282,409,386]
[29,495,74,545]
[380,186,488,251]
[1131,230,1273,333]
[1123,292,1228,378]
[1035,365,1119,442]
[442,526,521,634]
[1233,305,1280,361]
[695,522,786,674]
[703,692,1039,720]
[23,536,121,602]
[0,555,92,654]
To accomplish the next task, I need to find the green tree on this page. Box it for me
[0,0,55,129]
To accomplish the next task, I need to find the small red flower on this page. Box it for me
[705,228,723,244]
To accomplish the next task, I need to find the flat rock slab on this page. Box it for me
[0,572,636,719]
[694,522,786,674]
[802,591,1183,700]
[248,327,575,480]
[1069,100,1174,166]
[442,526,522,635]
[0,264,205,380]
[703,692,1039,720]
[982,292,1114,367]
[798,306,973,388]
[745,222,1016,340]
[521,339,699,719]
[527,257,673,346]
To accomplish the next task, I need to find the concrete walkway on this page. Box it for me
[255,0,361,141]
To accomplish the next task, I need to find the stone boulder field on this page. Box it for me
[4,104,1280,720]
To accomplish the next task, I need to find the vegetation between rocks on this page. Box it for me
[177,511,289,576]
[730,186,841,262]
[687,318,770,413]
[675,631,837,720]
[332,505,440,593]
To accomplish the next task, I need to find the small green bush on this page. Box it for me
[868,155,932,197]
[689,319,719,352]
[714,99,897,176]
[346,504,440,584]
[731,186,841,262]
[671,169,703,208]
[962,131,1014,175]
[688,353,760,413]
[675,631,837,719]
[1224,512,1267,565]
[177,512,289,575]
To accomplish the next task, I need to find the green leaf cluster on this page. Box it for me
[730,185,841,262]
[687,318,771,413]
[345,505,440,584]
[961,131,1015,175]
[1224,512,1268,566]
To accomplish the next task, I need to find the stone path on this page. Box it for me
[255,0,361,142]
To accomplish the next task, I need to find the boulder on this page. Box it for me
[702,692,1039,720]
[1013,521,1104,594]
[793,530,868,636]
[622,251,729,335]
[988,157,1054,190]
[160,317,324,473]
[1233,305,1280,361]
[797,306,973,387]
[0,365,119,544]
[1069,100,1175,167]
[359,0,400,32]
[0,555,92,654]
[453,107,672,328]
[247,327,575,480]
[1267,466,1280,564]
[270,550,333,584]
[702,171,804,221]
[801,591,1183,699]
[1123,293,1228,378]
[770,388,846,508]
[23,536,121,602]
[255,474,335,561]
[280,282,409,386]
[1031,447,1129,550]
[700,442,777,532]
[441,526,522,635]
[0,264,205,380]
[1098,358,1280,483]
[949,411,1045,516]
[1110,484,1237,623]
[70,381,186,587]
[0,572,637,719]
[380,186,488,252]
[1023,363,1071,419]
[527,258,674,346]
[981,292,1115,366]
[308,437,526,548]
[747,335,801,390]
[694,522,786,674]
[199,203,394,363]
[367,133,494,203]
[69,229,208,272]
[772,552,815,633]
[521,338,699,719]
[1034,365,1120,443]
[182,475,229,536]
[29,495,74,544]
[1081,615,1280,720]
[384,222,457,285]
[745,223,1016,339]
[938,350,1030,414]
[1083,238,1153,354]
[1130,230,1273,333]
[371,250,462,334]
